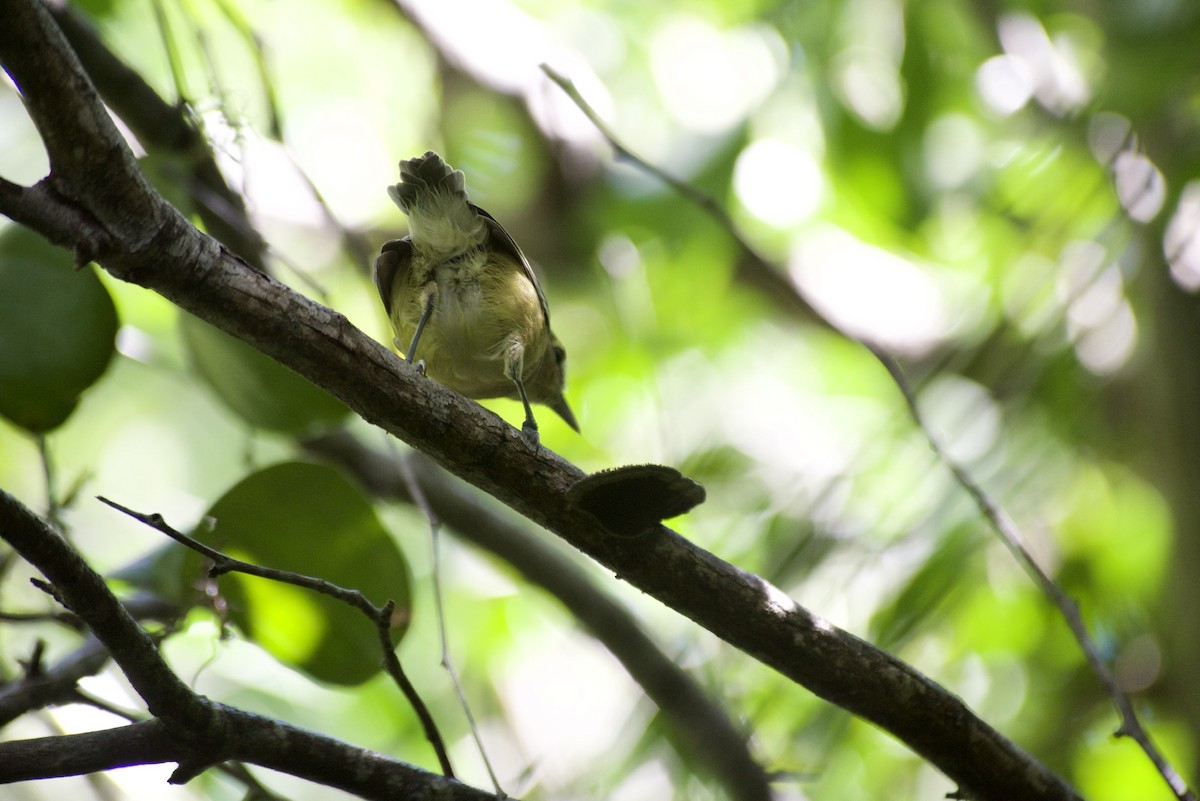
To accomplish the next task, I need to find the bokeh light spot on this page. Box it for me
[650,16,784,134]
[1164,181,1200,291]
[734,139,824,227]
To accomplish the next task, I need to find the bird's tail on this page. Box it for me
[389,151,465,213]
[387,151,484,255]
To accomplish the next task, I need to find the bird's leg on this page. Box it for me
[503,339,539,443]
[405,282,437,374]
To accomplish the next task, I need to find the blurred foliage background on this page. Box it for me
[2,0,1200,799]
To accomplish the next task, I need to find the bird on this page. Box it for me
[373,151,578,441]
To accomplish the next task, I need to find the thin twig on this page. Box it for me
[70,687,142,723]
[876,356,1196,801]
[396,455,506,797]
[149,0,188,102]
[206,0,282,138]
[543,64,1196,801]
[540,64,821,324]
[95,495,457,779]
[36,435,60,530]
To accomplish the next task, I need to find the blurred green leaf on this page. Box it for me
[955,585,1048,658]
[1060,465,1171,603]
[0,226,118,433]
[870,525,976,650]
[179,313,350,435]
[73,0,119,17]
[201,461,411,685]
[1074,717,1194,801]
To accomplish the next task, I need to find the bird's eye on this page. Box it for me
[553,346,567,367]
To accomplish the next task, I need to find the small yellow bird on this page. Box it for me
[374,151,578,440]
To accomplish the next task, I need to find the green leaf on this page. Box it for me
[201,461,412,685]
[0,226,118,433]
[73,0,119,17]
[869,524,977,651]
[179,313,349,434]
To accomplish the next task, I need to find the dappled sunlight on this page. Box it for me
[923,114,985,190]
[212,124,335,226]
[403,0,552,92]
[746,571,801,619]
[956,653,1029,728]
[1115,633,1164,694]
[991,13,1091,116]
[1059,242,1122,329]
[976,53,1035,116]
[0,83,48,183]
[401,0,609,149]
[611,761,675,801]
[650,15,786,135]
[1073,301,1136,375]
[1112,151,1165,223]
[1058,242,1138,375]
[788,226,950,354]
[723,364,881,494]
[833,46,905,130]
[284,100,397,226]
[734,138,825,227]
[500,627,640,789]
[998,238,1139,376]
[918,376,1001,466]
[1165,181,1200,291]
[832,0,906,130]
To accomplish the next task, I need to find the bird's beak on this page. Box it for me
[551,395,580,433]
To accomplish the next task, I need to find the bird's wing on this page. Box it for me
[373,237,415,316]
[470,203,552,326]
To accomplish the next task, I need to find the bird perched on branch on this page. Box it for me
[374,151,577,441]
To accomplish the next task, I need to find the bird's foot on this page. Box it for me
[521,419,540,447]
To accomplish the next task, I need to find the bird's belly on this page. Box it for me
[410,266,543,399]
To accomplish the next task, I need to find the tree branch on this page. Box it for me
[0,594,184,728]
[95,495,456,780]
[306,431,773,801]
[0,635,109,727]
[0,719,185,782]
[43,0,269,271]
[0,2,1082,797]
[0,489,497,799]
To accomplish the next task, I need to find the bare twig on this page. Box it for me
[35,435,60,530]
[540,64,820,323]
[396,456,505,796]
[877,357,1196,801]
[0,636,107,726]
[70,686,142,723]
[95,495,456,779]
